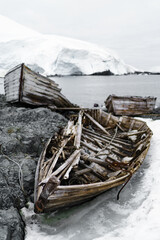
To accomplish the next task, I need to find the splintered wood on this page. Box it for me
[34,109,152,213]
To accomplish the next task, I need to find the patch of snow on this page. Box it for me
[22,119,160,240]
[94,119,160,240]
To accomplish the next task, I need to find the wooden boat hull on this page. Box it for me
[34,109,152,213]
[105,95,156,116]
[4,63,74,108]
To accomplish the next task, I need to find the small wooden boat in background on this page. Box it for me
[4,63,74,108]
[34,109,152,213]
[105,95,156,116]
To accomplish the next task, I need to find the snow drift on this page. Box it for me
[0,15,136,77]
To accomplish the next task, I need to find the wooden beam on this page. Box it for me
[84,112,110,136]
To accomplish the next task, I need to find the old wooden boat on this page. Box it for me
[34,109,152,213]
[105,95,156,116]
[4,63,74,108]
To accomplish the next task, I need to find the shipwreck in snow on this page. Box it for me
[4,63,74,108]
[105,95,157,116]
[34,109,152,213]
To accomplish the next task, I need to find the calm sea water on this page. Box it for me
[52,75,160,107]
[1,75,160,107]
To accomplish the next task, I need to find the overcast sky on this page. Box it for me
[0,0,160,70]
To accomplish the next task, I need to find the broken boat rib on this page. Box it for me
[34,109,152,213]
[4,63,74,108]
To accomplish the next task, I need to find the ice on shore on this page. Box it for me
[22,119,160,240]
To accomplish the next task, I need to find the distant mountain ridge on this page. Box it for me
[0,14,137,77]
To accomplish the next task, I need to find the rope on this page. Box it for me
[117,172,132,200]
[0,145,25,193]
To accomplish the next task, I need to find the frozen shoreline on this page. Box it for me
[0,87,160,239]
[22,118,160,240]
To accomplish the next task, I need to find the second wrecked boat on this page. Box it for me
[105,95,156,116]
[4,63,74,108]
[34,109,152,213]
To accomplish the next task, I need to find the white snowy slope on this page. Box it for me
[0,15,40,42]
[0,15,136,77]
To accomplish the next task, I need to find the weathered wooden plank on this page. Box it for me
[23,75,61,94]
[34,109,153,213]
[4,63,74,107]
[84,112,110,136]
[105,95,156,115]
[74,110,83,149]
[24,65,59,87]
[4,65,21,102]
[23,69,60,89]
[82,127,132,147]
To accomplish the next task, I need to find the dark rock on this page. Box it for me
[93,103,99,107]
[0,225,11,240]
[152,107,160,114]
[91,70,114,76]
[0,154,27,209]
[0,95,12,109]
[0,207,25,240]
[0,94,68,239]
[0,99,67,156]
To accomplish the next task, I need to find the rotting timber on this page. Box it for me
[4,63,74,108]
[34,109,152,213]
[105,95,157,116]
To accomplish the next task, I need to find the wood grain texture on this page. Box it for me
[4,64,74,107]
[4,65,21,102]
[34,109,152,213]
[105,95,156,116]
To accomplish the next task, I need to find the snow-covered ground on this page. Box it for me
[22,118,160,240]
[0,15,136,77]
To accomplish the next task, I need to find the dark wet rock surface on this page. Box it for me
[0,94,67,239]
[0,207,25,240]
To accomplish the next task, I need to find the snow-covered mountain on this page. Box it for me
[0,15,40,42]
[0,15,136,77]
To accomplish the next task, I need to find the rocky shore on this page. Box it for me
[1,93,160,240]
[0,94,67,239]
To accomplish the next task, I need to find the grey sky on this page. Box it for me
[0,0,160,70]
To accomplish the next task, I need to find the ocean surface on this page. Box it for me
[1,75,160,107]
[0,75,160,239]
[52,75,160,107]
